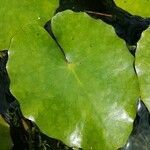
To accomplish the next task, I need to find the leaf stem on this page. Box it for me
[85,11,113,18]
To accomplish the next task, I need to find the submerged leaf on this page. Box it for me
[0,122,11,150]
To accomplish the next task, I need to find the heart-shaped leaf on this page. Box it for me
[7,11,139,149]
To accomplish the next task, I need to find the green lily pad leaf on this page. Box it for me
[115,0,150,17]
[7,11,139,149]
[135,27,150,107]
[0,0,58,50]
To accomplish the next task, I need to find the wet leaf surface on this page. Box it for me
[7,11,139,149]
